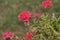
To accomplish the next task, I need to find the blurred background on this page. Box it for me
[0,0,60,40]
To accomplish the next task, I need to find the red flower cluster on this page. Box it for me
[3,32,14,40]
[26,31,33,40]
[18,11,31,23]
[42,0,53,8]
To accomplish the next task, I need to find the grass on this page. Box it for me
[0,0,60,40]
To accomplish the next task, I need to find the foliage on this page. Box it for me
[29,13,60,40]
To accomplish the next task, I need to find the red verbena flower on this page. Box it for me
[42,0,53,8]
[18,11,31,22]
[33,13,41,18]
[26,31,33,40]
[16,37,20,40]
[3,32,14,40]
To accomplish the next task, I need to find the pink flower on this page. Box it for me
[42,0,53,8]
[26,31,33,40]
[18,11,31,22]
[3,32,14,40]
[33,13,41,18]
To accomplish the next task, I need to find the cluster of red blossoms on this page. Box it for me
[3,31,33,40]
[3,32,14,40]
[18,11,31,23]
[42,0,53,8]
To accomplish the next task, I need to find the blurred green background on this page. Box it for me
[0,0,60,39]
